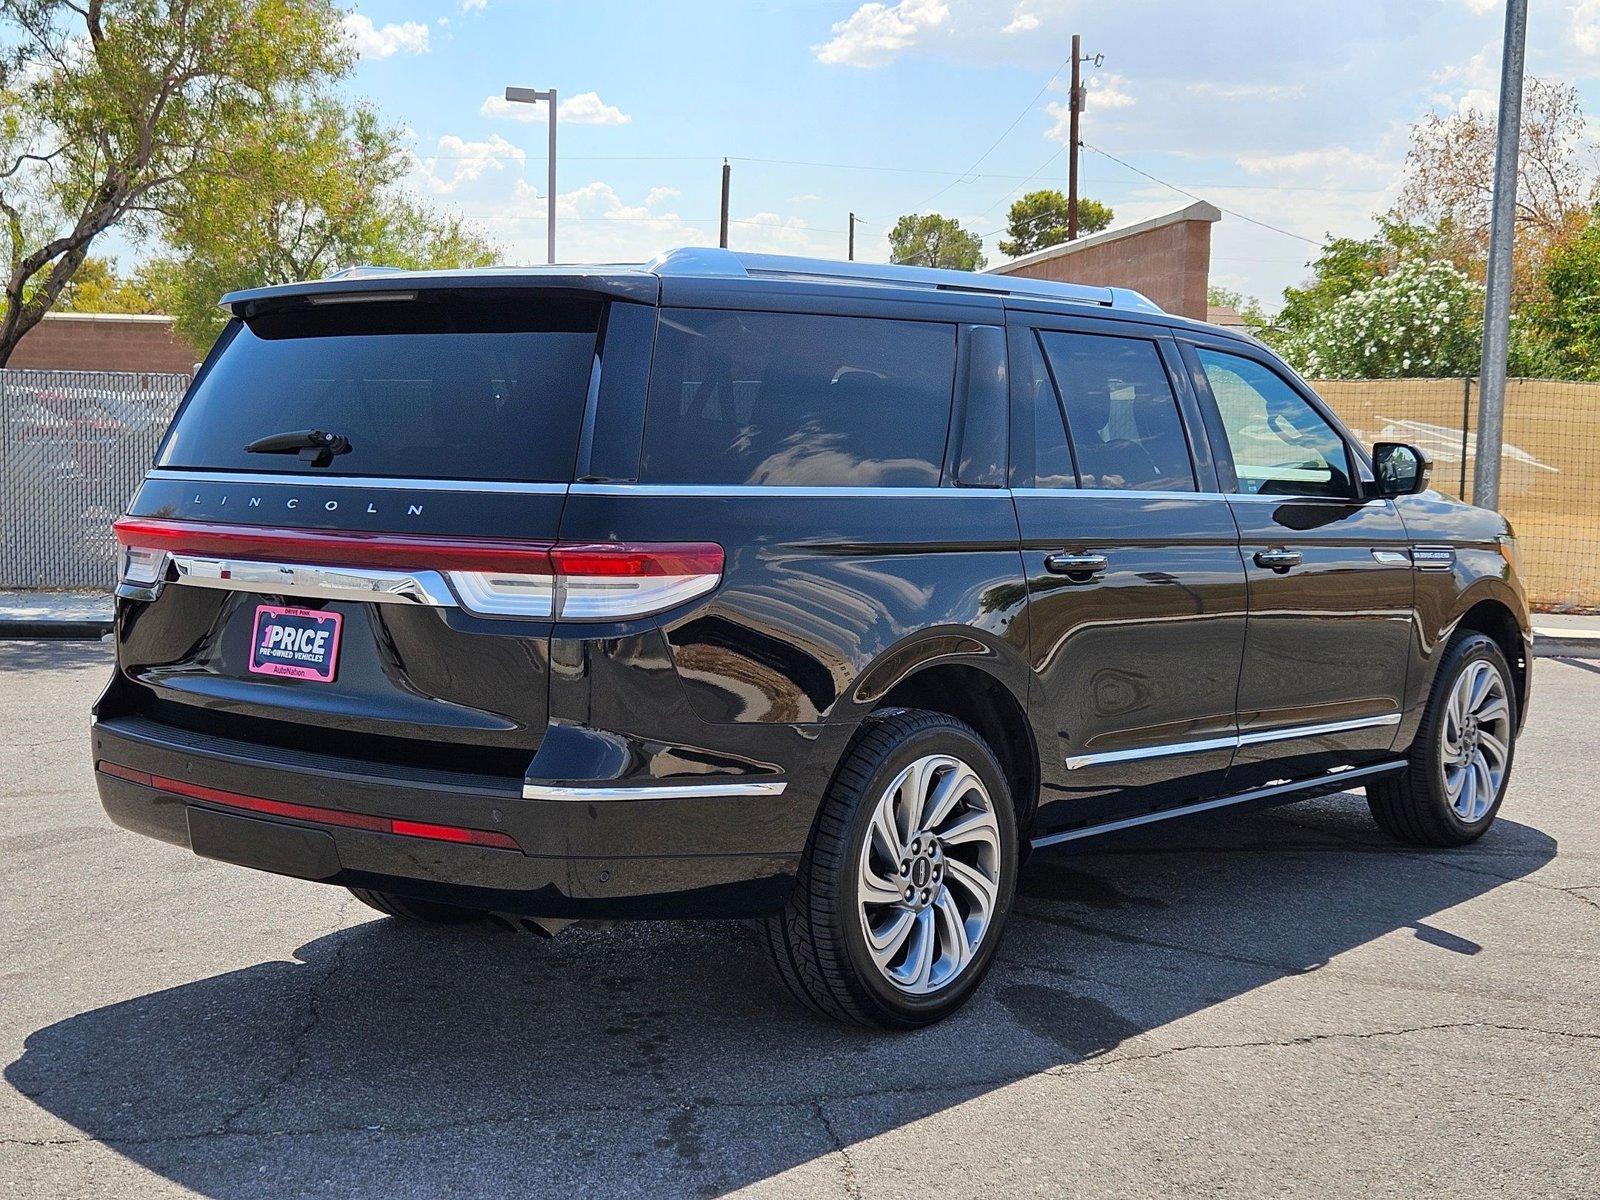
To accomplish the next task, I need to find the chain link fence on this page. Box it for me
[1,369,189,590]
[1314,377,1600,611]
[0,368,1595,610]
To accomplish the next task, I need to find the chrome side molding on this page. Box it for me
[1065,712,1402,770]
[522,779,789,802]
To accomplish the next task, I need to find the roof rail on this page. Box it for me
[644,247,1163,314]
[322,263,410,281]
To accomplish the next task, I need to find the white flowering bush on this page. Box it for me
[1277,259,1483,379]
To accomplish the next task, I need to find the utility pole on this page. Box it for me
[1067,33,1082,241]
[504,85,557,263]
[1473,0,1528,510]
[848,212,857,260]
[719,160,731,249]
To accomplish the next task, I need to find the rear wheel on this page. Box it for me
[1367,632,1517,846]
[762,709,1019,1029]
[347,887,489,925]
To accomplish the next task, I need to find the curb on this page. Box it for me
[0,620,113,640]
[1534,636,1600,661]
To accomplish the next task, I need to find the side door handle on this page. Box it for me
[1253,549,1302,573]
[1045,552,1109,581]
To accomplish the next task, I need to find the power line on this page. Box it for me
[908,54,1073,211]
[1081,141,1321,245]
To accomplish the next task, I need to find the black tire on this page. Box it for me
[347,886,488,925]
[1367,631,1517,847]
[761,708,1020,1029]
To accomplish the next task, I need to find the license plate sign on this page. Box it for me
[249,605,342,682]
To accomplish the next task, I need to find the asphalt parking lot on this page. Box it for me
[2,641,1596,1199]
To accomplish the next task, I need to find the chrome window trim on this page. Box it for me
[145,469,570,495]
[522,779,788,801]
[1064,712,1402,770]
[570,483,975,499]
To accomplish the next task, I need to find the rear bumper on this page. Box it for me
[91,716,804,919]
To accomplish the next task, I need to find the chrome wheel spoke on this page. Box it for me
[939,807,1000,853]
[921,764,980,836]
[866,906,917,968]
[1474,697,1510,725]
[1478,729,1508,771]
[861,860,906,906]
[933,886,974,978]
[900,908,937,990]
[943,856,997,924]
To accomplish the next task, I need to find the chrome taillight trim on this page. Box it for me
[169,556,458,606]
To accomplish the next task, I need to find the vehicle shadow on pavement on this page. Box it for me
[7,794,1557,1199]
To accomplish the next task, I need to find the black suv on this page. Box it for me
[93,249,1532,1028]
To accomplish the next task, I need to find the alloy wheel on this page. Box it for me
[856,753,1003,995]
[1440,658,1512,822]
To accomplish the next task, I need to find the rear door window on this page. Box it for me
[1038,331,1196,492]
[158,293,602,481]
[640,309,957,487]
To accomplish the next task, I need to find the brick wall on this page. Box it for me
[987,201,1220,320]
[6,312,202,374]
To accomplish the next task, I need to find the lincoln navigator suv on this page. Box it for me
[92,249,1532,1028]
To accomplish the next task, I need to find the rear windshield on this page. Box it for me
[158,293,602,481]
[640,308,957,487]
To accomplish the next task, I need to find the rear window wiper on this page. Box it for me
[245,428,352,467]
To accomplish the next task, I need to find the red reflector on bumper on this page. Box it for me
[95,761,520,851]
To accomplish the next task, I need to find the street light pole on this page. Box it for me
[1473,0,1528,510]
[504,85,557,264]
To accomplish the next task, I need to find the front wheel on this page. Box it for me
[1368,631,1517,846]
[762,709,1019,1029]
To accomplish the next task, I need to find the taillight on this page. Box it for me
[112,517,723,620]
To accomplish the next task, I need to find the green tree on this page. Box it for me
[1276,258,1483,379]
[0,0,353,364]
[57,257,161,313]
[1205,285,1269,337]
[998,189,1112,257]
[148,102,499,349]
[1522,208,1600,380]
[888,213,986,271]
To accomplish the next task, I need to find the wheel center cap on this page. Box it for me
[910,857,932,889]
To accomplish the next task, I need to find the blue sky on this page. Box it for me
[313,1,1598,307]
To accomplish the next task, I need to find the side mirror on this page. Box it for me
[1372,441,1432,498]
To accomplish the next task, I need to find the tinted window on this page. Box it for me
[1013,329,1076,488]
[1196,349,1353,498]
[159,295,601,481]
[640,309,956,487]
[1039,332,1195,492]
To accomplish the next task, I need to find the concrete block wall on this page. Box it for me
[6,313,201,374]
[988,201,1220,320]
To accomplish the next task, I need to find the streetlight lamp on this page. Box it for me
[504,85,556,264]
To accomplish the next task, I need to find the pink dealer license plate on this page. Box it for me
[248,605,343,682]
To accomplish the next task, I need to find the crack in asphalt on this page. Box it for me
[208,898,359,1137]
[811,1100,863,1200]
[3,1019,1592,1154]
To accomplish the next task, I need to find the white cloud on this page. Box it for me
[1088,72,1136,110]
[1002,5,1040,35]
[342,14,430,59]
[1235,146,1395,180]
[1463,0,1498,13]
[1573,0,1600,56]
[480,91,632,126]
[1428,40,1498,114]
[1188,81,1307,102]
[460,0,486,10]
[414,134,524,194]
[1044,73,1134,142]
[813,0,949,68]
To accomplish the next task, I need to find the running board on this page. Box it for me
[1029,759,1408,851]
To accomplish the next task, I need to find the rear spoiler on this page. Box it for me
[218,269,660,317]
